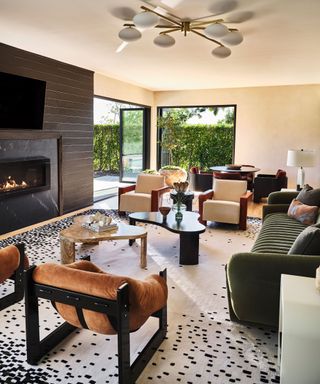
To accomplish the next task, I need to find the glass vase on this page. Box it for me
[173,203,186,221]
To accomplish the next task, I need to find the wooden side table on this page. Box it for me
[279,274,320,384]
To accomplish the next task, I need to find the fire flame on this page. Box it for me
[0,176,28,192]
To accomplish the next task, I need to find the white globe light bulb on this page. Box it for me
[118,27,142,42]
[133,11,159,28]
[204,23,229,38]
[211,46,232,58]
[222,30,243,46]
[153,34,176,48]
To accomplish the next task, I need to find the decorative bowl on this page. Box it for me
[159,167,187,187]
[159,206,171,217]
[226,164,242,170]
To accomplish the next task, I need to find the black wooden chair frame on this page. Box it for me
[24,267,167,384]
[0,243,25,310]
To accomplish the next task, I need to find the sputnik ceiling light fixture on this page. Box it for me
[118,5,244,58]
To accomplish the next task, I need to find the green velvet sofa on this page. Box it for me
[226,191,320,327]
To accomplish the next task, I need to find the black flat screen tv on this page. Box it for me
[0,71,46,130]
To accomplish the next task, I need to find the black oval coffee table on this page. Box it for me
[128,211,206,265]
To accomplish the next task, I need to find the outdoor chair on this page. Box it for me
[118,173,170,214]
[0,243,27,310]
[253,169,288,202]
[199,179,252,230]
[24,260,168,384]
[189,167,213,192]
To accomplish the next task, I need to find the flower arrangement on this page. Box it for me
[173,181,189,193]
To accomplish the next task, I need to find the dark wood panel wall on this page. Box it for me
[0,43,94,213]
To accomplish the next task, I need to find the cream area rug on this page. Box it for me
[0,211,279,384]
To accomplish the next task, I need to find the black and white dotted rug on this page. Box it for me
[0,211,279,383]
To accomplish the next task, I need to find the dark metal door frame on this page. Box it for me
[119,107,150,182]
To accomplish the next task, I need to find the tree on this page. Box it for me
[158,108,199,165]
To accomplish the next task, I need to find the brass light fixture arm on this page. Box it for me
[140,5,182,28]
[190,29,223,46]
[159,28,181,35]
[155,25,182,29]
[191,19,224,26]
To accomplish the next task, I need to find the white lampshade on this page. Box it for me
[211,45,231,58]
[133,11,159,28]
[118,27,142,42]
[204,23,229,38]
[221,30,243,46]
[154,34,175,47]
[287,149,316,167]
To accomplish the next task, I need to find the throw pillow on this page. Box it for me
[287,199,319,225]
[297,184,320,206]
[288,223,320,255]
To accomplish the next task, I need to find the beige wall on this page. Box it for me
[155,85,320,188]
[94,73,154,106]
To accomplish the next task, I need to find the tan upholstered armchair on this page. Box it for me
[199,179,252,230]
[0,243,28,310]
[24,260,168,383]
[118,174,170,214]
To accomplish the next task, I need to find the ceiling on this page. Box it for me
[0,0,320,91]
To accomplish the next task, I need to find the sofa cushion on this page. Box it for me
[288,198,319,225]
[120,191,151,212]
[203,200,240,224]
[297,184,320,206]
[252,213,307,254]
[288,224,320,255]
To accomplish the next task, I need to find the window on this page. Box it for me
[157,105,236,171]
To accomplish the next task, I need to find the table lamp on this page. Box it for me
[287,149,316,190]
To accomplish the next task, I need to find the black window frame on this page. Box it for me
[156,104,237,169]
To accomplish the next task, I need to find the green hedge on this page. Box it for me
[93,123,233,173]
[161,123,234,171]
[93,124,120,172]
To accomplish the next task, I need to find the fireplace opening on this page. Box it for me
[0,157,50,199]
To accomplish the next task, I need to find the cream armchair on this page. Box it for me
[199,179,252,230]
[118,174,170,214]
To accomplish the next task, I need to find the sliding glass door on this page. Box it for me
[120,108,149,182]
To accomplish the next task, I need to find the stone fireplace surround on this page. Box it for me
[0,136,61,235]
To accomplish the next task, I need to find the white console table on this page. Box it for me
[279,274,320,384]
